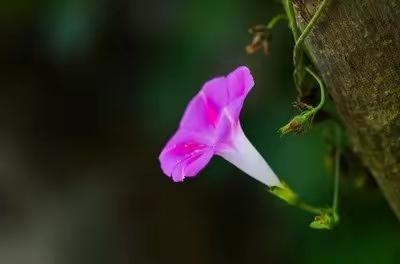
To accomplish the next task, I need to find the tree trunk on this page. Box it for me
[293,0,400,219]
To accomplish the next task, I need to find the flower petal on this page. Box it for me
[159,129,214,182]
[179,77,226,132]
[170,149,214,182]
[160,66,260,184]
[179,66,254,134]
[226,66,255,121]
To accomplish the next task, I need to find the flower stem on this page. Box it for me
[296,200,325,215]
[269,182,325,215]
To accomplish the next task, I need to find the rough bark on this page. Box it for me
[293,0,400,219]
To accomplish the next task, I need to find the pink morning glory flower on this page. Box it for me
[159,66,281,187]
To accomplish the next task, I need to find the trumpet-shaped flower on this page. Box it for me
[159,66,281,187]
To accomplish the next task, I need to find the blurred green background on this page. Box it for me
[0,0,399,263]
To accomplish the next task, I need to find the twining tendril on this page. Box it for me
[293,0,333,90]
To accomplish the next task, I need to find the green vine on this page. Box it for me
[275,0,339,230]
[278,0,332,135]
[282,0,300,40]
[266,14,287,31]
[293,0,333,89]
[278,66,326,135]
[247,0,340,230]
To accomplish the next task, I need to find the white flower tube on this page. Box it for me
[218,126,281,187]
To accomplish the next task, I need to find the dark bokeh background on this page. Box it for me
[0,0,399,263]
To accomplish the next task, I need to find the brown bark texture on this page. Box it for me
[293,0,400,219]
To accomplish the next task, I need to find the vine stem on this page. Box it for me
[283,0,300,40]
[332,126,341,212]
[293,0,332,67]
[266,14,287,30]
[296,200,325,215]
[305,67,326,112]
